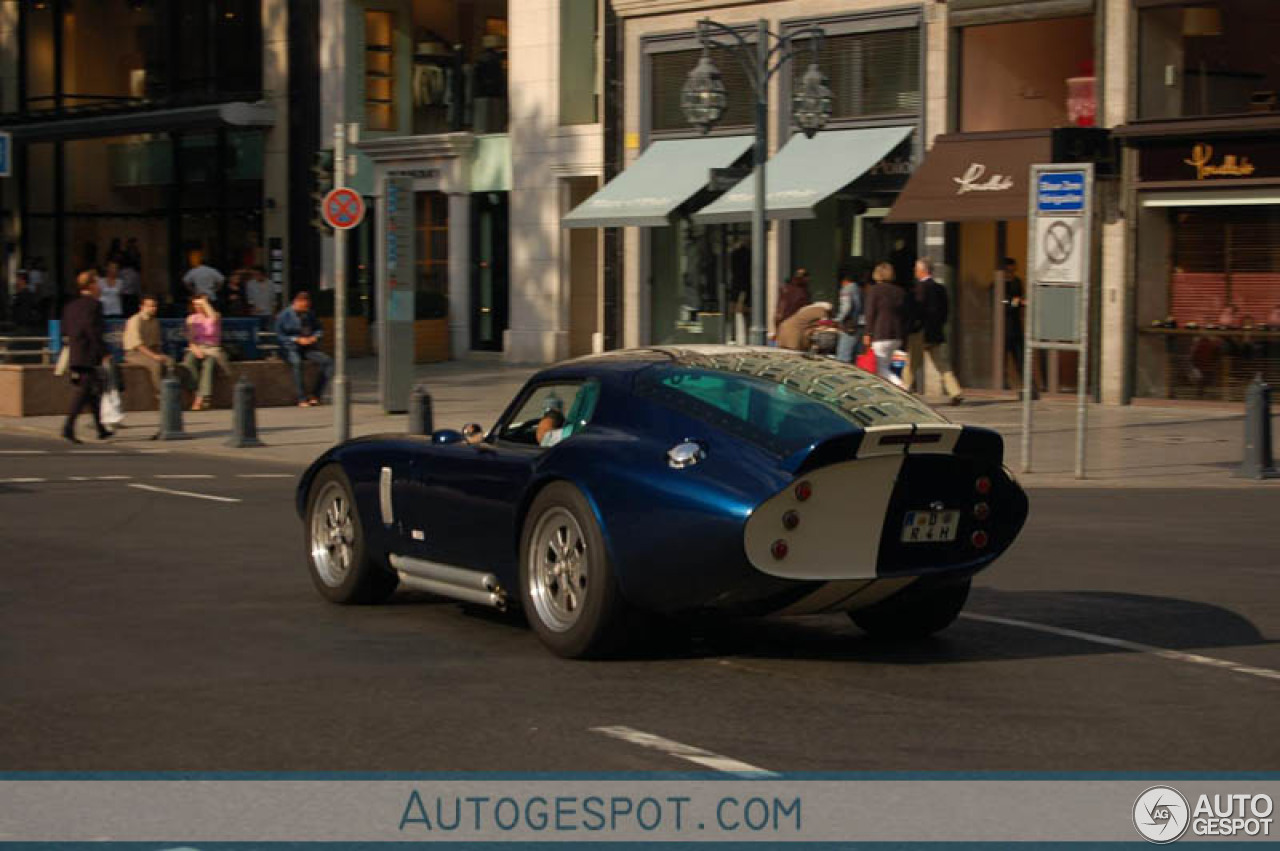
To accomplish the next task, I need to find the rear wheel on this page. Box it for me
[520,483,628,658]
[305,465,398,604]
[849,579,970,639]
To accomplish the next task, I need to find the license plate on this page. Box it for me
[901,510,960,543]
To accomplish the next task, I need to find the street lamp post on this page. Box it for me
[681,19,832,346]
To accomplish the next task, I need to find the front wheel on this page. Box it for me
[849,579,971,640]
[519,483,628,658]
[305,465,398,604]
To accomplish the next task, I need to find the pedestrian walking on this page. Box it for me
[773,268,811,331]
[180,294,234,411]
[123,296,185,402]
[97,263,126,318]
[903,258,964,405]
[60,272,111,443]
[863,262,910,388]
[275,291,334,407]
[182,251,225,304]
[834,269,864,364]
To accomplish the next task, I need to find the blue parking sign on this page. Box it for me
[1036,170,1086,213]
[0,131,10,178]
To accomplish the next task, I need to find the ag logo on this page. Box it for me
[1134,786,1190,843]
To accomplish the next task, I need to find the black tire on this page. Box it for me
[304,465,398,604]
[849,579,971,640]
[519,482,629,658]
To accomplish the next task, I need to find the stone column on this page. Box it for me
[1100,0,1134,404]
[448,191,472,359]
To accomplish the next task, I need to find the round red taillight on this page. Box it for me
[975,476,992,495]
[771,539,789,560]
[973,502,990,521]
[794,481,812,502]
[782,510,800,531]
[971,530,989,549]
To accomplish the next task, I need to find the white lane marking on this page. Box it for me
[0,477,46,483]
[68,476,89,481]
[70,451,116,455]
[0,450,49,455]
[127,483,241,504]
[235,473,294,479]
[961,613,1280,683]
[136,450,171,454]
[94,475,132,481]
[154,474,215,480]
[591,726,777,775]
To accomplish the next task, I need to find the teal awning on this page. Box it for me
[692,126,914,224]
[562,135,752,228]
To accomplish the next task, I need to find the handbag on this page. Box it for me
[100,388,125,426]
[855,349,878,373]
[54,345,70,376]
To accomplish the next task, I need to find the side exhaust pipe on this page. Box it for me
[389,555,507,611]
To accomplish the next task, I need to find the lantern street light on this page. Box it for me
[681,19,831,346]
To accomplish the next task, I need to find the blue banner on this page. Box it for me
[49,317,271,361]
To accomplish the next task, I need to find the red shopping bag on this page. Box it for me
[855,349,878,373]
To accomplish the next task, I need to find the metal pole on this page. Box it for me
[333,123,350,443]
[1075,248,1091,481]
[749,18,769,347]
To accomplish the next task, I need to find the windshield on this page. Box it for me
[635,351,946,457]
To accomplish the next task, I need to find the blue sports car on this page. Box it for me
[298,346,1028,658]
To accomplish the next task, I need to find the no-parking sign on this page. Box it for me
[321,187,366,230]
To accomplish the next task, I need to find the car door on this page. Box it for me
[403,381,594,576]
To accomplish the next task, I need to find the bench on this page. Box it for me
[0,336,55,365]
[0,360,328,417]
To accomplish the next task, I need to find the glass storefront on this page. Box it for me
[1138,0,1280,120]
[650,220,752,346]
[1135,203,1280,401]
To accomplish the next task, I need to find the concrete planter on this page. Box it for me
[414,318,450,363]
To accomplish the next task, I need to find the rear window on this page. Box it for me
[635,352,945,456]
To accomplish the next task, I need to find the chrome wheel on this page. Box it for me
[310,481,356,588]
[528,507,589,632]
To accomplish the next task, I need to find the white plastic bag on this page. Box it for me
[54,346,70,376]
[100,388,125,426]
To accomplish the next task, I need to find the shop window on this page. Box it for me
[415,191,449,299]
[959,17,1094,132]
[365,10,397,131]
[649,46,753,133]
[1138,1,1280,120]
[559,0,599,125]
[795,29,920,122]
[405,1,508,135]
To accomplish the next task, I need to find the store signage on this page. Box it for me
[0,131,10,178]
[1139,137,1275,183]
[1184,143,1256,180]
[388,168,440,179]
[953,163,1014,195]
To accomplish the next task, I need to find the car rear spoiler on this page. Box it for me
[781,424,1005,476]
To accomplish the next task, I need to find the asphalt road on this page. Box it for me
[2,431,1278,772]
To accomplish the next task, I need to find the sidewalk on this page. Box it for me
[1,357,1276,488]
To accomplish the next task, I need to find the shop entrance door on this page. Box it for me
[471,192,509,352]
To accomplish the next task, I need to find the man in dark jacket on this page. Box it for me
[903,258,964,405]
[773,268,811,332]
[61,271,111,442]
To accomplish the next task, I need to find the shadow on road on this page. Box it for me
[589,588,1274,665]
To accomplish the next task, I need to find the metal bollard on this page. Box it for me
[407,385,434,435]
[152,376,189,441]
[1236,374,1277,480]
[226,377,265,448]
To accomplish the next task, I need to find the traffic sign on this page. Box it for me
[321,187,366,230]
[1033,216,1085,284]
[1036,169,1086,214]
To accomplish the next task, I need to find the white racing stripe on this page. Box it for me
[591,726,777,775]
[127,483,241,504]
[962,612,1280,683]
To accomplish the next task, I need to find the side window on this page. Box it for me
[497,381,599,447]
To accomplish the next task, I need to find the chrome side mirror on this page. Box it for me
[432,429,464,445]
[667,440,706,470]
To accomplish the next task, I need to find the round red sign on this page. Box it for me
[322,187,366,230]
